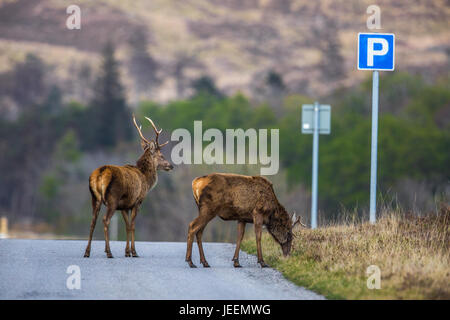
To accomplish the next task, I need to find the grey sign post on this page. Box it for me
[302,102,331,229]
[369,71,379,223]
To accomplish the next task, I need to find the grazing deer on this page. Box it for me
[84,115,173,258]
[186,173,305,268]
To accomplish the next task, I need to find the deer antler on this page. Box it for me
[292,212,307,228]
[145,116,169,148]
[132,114,150,144]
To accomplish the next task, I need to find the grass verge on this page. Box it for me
[241,206,449,299]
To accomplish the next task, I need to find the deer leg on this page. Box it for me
[84,197,101,258]
[196,216,213,268]
[186,218,200,268]
[253,214,268,268]
[130,207,139,257]
[232,221,246,267]
[103,206,115,258]
[196,227,209,267]
[186,212,211,268]
[121,210,131,257]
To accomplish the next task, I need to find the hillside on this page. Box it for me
[0,0,449,103]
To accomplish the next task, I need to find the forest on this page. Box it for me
[0,42,448,241]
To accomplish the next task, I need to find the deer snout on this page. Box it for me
[281,241,292,257]
[164,163,174,171]
[158,158,174,171]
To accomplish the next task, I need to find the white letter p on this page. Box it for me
[367,38,388,66]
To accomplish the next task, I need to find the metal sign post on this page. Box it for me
[302,103,331,229]
[311,102,319,229]
[369,71,379,223]
[358,33,395,223]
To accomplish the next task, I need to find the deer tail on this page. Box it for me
[192,180,200,205]
[90,166,113,204]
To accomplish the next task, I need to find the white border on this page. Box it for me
[357,32,395,71]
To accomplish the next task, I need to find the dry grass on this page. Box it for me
[241,204,450,299]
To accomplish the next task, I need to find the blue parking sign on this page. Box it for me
[358,33,395,71]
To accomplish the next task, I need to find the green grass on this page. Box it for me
[241,206,450,300]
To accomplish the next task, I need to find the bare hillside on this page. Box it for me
[0,0,448,102]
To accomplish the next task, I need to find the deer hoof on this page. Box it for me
[106,253,113,258]
[132,253,139,258]
[125,252,131,257]
[187,261,197,268]
[201,261,210,268]
[234,262,242,268]
[83,252,90,258]
[258,261,269,268]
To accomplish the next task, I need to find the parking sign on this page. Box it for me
[358,33,395,71]
[357,32,395,224]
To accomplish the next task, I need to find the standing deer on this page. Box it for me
[186,173,305,268]
[84,115,173,258]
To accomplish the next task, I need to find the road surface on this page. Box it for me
[0,239,324,300]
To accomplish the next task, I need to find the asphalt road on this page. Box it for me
[0,239,324,300]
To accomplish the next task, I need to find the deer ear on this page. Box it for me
[148,141,157,153]
[140,139,149,151]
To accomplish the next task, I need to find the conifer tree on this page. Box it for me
[91,42,132,148]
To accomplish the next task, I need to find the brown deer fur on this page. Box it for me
[186,173,303,268]
[83,116,173,258]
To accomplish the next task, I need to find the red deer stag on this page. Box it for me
[186,173,305,268]
[84,115,173,258]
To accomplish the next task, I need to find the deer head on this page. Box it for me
[133,115,173,172]
[279,212,307,257]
